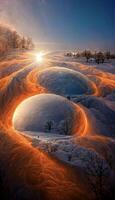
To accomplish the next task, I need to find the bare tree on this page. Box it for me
[45,120,53,132]
[105,51,111,60]
[58,119,72,135]
[0,37,8,56]
[21,37,27,49]
[0,25,35,56]
[84,50,92,62]
[81,152,110,200]
[95,52,105,64]
[26,37,34,50]
[12,31,20,48]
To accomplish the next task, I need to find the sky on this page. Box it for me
[0,0,115,51]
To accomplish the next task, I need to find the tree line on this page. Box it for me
[0,24,34,56]
[65,50,115,64]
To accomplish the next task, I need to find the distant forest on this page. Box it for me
[65,50,115,64]
[0,24,34,56]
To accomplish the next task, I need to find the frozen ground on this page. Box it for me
[0,50,115,200]
[2,50,115,166]
[21,130,112,172]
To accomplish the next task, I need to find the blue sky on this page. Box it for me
[0,0,115,51]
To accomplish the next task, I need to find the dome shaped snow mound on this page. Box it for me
[13,94,77,135]
[38,67,93,95]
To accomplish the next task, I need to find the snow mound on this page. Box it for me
[13,94,78,134]
[105,91,115,101]
[73,95,115,137]
[31,134,109,169]
[38,67,93,95]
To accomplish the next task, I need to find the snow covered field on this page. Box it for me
[0,50,115,200]
[23,131,110,169]
[10,51,115,167]
[1,50,115,166]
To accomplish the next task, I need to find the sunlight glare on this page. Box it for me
[35,52,44,63]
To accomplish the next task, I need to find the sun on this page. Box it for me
[35,52,44,63]
[27,51,49,64]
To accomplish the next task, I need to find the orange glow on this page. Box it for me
[74,104,89,137]
[0,51,115,199]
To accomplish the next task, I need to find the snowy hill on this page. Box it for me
[38,67,93,95]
